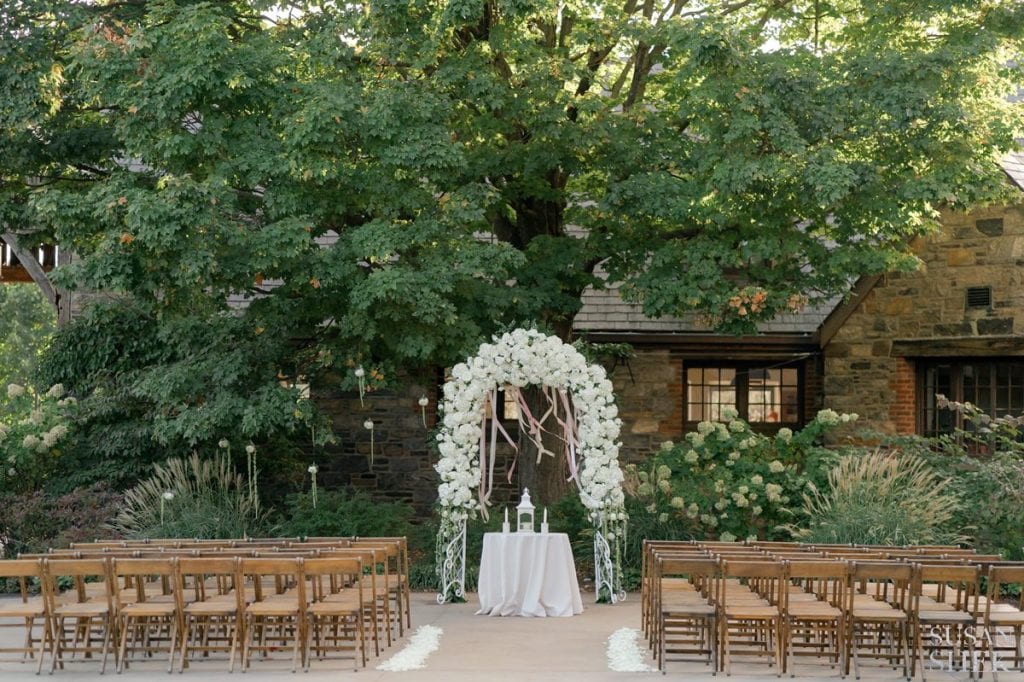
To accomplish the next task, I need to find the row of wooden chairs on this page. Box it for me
[643,541,1024,679]
[0,536,411,674]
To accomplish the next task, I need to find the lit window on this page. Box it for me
[685,364,802,427]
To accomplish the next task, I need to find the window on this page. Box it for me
[483,387,521,422]
[684,363,803,427]
[920,359,1024,436]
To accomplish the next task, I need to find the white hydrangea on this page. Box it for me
[777,427,793,442]
[684,449,699,464]
[7,383,25,399]
[769,460,785,473]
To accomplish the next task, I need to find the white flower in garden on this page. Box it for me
[22,434,40,449]
[816,409,841,426]
[841,412,858,423]
[696,422,714,435]
[363,419,374,430]
[162,491,175,501]
[765,483,783,502]
[656,465,671,480]
[769,460,785,473]
[720,532,737,543]
[714,479,726,493]
[659,440,674,451]
[751,474,763,485]
[777,428,793,442]
[218,439,229,449]
[418,396,429,407]
[752,505,763,516]
[738,486,749,494]
[657,479,671,494]
[28,409,43,425]
[721,407,739,421]
[728,420,745,433]
[7,383,24,399]
[658,513,669,523]
[308,464,318,474]
[714,498,728,511]
[687,504,699,518]
[245,444,256,455]
[731,493,749,508]
[728,451,740,461]
[46,384,65,398]
[670,496,685,509]
[354,367,366,378]
[714,423,729,438]
[684,449,699,464]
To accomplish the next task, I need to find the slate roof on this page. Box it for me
[573,280,838,336]
[1004,151,1024,190]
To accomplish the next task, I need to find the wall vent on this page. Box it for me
[966,286,992,310]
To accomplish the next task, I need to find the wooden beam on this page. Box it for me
[890,336,1024,357]
[817,275,882,348]
[1,231,57,307]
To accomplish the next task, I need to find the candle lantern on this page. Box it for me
[516,488,536,533]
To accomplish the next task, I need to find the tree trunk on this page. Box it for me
[516,386,571,506]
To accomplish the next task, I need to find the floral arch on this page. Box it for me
[435,328,627,604]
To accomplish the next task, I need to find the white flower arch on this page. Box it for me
[435,328,627,604]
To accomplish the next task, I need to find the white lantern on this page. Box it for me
[516,488,535,533]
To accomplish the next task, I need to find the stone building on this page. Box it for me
[9,156,1024,512]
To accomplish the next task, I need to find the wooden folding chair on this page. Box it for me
[983,565,1024,681]
[783,559,848,678]
[111,557,180,673]
[846,561,913,680]
[913,563,980,680]
[42,557,115,674]
[239,557,305,672]
[175,557,244,672]
[719,559,784,676]
[0,559,50,673]
[656,556,718,674]
[303,557,366,670]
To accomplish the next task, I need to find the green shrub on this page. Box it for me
[107,452,268,539]
[0,483,121,559]
[624,409,852,547]
[0,382,76,494]
[279,488,414,539]
[790,449,964,546]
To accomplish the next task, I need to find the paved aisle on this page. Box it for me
[0,592,958,681]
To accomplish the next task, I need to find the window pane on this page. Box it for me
[919,360,1024,436]
[686,366,737,422]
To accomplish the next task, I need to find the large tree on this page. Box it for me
[1,0,1021,492]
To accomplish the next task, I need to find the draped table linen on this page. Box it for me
[476,532,584,617]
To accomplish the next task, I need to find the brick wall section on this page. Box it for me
[824,204,1024,435]
[889,358,917,435]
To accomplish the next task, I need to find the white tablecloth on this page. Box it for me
[476,532,584,617]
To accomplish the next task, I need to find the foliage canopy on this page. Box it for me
[2,0,1021,448]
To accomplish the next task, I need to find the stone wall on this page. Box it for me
[823,203,1024,434]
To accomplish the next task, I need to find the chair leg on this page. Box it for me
[100,617,112,675]
[166,619,177,674]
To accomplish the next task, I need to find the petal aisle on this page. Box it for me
[606,627,655,673]
[376,625,444,672]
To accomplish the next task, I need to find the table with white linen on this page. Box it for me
[476,531,584,617]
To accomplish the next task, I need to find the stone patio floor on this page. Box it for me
[0,592,1010,680]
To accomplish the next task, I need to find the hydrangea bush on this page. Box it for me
[1,383,76,494]
[626,409,857,542]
